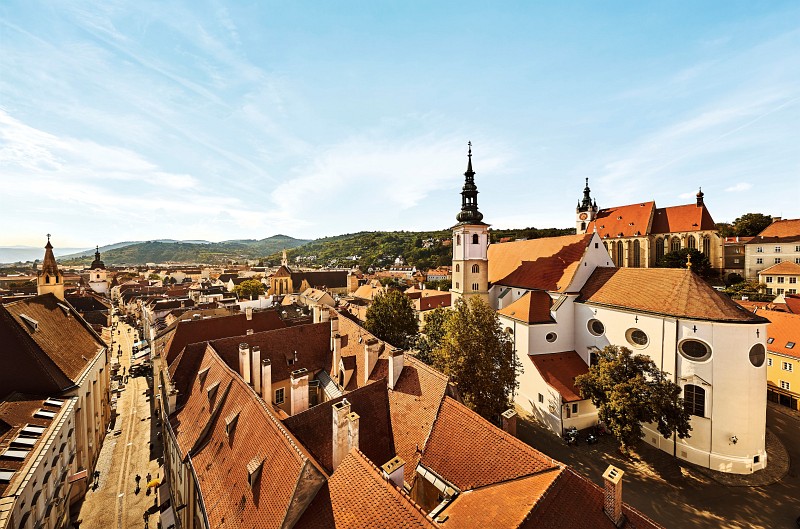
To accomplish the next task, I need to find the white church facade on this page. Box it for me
[449,148,769,474]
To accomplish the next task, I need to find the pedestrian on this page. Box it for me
[146,472,151,483]
[135,473,141,484]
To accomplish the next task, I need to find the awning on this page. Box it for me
[132,349,150,360]
[68,469,88,483]
[158,482,170,511]
[160,505,176,529]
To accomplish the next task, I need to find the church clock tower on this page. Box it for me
[451,143,489,306]
[575,177,598,234]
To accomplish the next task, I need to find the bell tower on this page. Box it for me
[576,178,598,234]
[37,234,65,300]
[451,143,489,306]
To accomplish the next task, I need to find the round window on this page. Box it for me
[545,332,557,343]
[587,319,605,336]
[679,339,712,362]
[748,343,765,367]
[626,328,648,348]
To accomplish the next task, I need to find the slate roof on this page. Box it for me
[497,291,554,324]
[488,235,593,293]
[420,397,559,491]
[0,294,105,396]
[528,352,588,403]
[580,268,768,323]
[294,449,436,529]
[757,309,800,359]
[283,381,395,474]
[586,202,655,238]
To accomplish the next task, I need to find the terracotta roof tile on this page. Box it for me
[528,352,588,403]
[580,268,767,323]
[757,309,800,359]
[488,234,593,292]
[295,449,436,529]
[498,291,554,324]
[415,293,451,312]
[443,470,562,529]
[586,202,655,238]
[650,203,716,233]
[388,355,450,486]
[420,398,558,490]
[786,294,800,315]
[337,315,391,391]
[756,218,800,241]
[758,261,800,276]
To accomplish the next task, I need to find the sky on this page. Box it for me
[1,1,799,247]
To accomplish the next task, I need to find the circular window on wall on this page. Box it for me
[679,339,712,362]
[587,319,605,336]
[625,328,648,348]
[545,332,557,343]
[748,343,765,367]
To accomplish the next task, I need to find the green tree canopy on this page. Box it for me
[655,248,713,278]
[233,279,266,300]
[731,213,772,236]
[147,273,161,280]
[414,307,452,365]
[431,297,520,422]
[575,345,691,452]
[364,290,419,350]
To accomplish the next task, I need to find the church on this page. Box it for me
[449,147,769,474]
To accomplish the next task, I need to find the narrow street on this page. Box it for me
[75,315,163,529]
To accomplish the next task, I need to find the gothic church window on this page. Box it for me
[656,238,665,259]
[702,236,710,256]
[471,264,479,273]
[632,240,641,268]
[687,236,696,250]
[671,237,681,253]
[616,241,624,267]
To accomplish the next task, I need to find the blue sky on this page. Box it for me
[1,1,798,247]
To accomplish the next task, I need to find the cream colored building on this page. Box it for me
[757,261,800,297]
[745,218,800,280]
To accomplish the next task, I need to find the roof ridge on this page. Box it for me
[404,355,449,382]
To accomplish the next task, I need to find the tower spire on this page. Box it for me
[456,142,484,225]
[580,177,593,209]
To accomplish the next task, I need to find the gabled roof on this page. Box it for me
[415,292,451,312]
[284,381,395,474]
[292,270,348,289]
[420,397,559,491]
[758,261,800,276]
[651,203,716,233]
[294,449,436,529]
[757,309,800,359]
[497,291,554,324]
[0,294,105,395]
[755,218,800,242]
[488,234,593,293]
[337,315,391,391]
[528,352,588,402]
[586,202,654,238]
[786,294,800,315]
[580,268,768,323]
[352,282,386,301]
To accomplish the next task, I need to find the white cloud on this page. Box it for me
[725,182,752,192]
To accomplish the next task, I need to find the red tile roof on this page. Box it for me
[757,309,800,359]
[586,202,654,238]
[416,292,451,312]
[650,203,716,233]
[756,218,800,241]
[420,398,559,490]
[337,314,391,391]
[0,293,106,395]
[758,261,800,276]
[528,352,588,403]
[488,235,593,293]
[498,291,554,324]
[786,294,800,315]
[580,268,767,323]
[295,449,436,529]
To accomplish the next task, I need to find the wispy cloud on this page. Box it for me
[725,182,752,192]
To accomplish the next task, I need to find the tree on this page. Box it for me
[233,279,265,300]
[147,273,161,281]
[575,345,691,452]
[655,248,713,278]
[716,222,734,238]
[731,213,772,236]
[431,297,520,422]
[414,307,452,365]
[364,290,419,350]
[423,279,452,291]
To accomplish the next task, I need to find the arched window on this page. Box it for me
[471,264,479,273]
[632,240,641,268]
[581,222,586,231]
[45,275,50,284]
[472,234,479,245]
[702,236,711,255]
[687,235,696,250]
[456,235,461,245]
[656,238,665,259]
[616,241,624,267]
[671,237,681,253]
[683,384,706,417]
[455,264,460,273]
[472,283,479,290]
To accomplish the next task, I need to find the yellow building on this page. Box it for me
[758,309,800,410]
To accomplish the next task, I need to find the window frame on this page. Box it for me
[683,384,706,417]
[275,387,285,405]
[678,339,712,362]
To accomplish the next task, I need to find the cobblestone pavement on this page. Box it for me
[516,405,800,529]
[74,318,163,529]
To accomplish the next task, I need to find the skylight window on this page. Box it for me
[44,398,64,407]
[0,469,15,483]
[11,437,36,448]
[788,342,796,349]
[1,449,30,460]
[20,425,45,437]
[19,314,38,332]
[767,338,774,344]
[34,410,56,419]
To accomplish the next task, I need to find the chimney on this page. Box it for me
[332,333,342,378]
[772,216,781,223]
[501,408,518,437]
[290,368,309,415]
[602,465,625,526]
[245,307,253,321]
[330,315,339,335]
[167,387,178,415]
[312,304,321,323]
[347,411,360,454]
[381,456,405,489]
[261,359,272,403]
[238,343,251,384]
[332,399,351,470]
[251,346,261,393]
[363,338,380,386]
[388,348,404,390]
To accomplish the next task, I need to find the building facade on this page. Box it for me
[759,310,800,411]
[744,218,800,280]
[758,261,800,297]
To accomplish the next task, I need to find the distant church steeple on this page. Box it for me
[575,178,599,235]
[37,234,65,300]
[455,142,485,226]
[281,248,289,268]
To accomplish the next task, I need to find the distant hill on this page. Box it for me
[60,235,309,266]
[267,227,575,271]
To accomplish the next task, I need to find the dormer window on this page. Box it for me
[206,381,220,406]
[225,412,240,437]
[20,314,38,332]
[247,456,264,489]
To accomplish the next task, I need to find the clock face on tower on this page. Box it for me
[579,212,588,220]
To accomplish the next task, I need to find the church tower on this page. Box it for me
[575,178,598,234]
[451,143,489,306]
[88,246,109,294]
[37,235,65,300]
